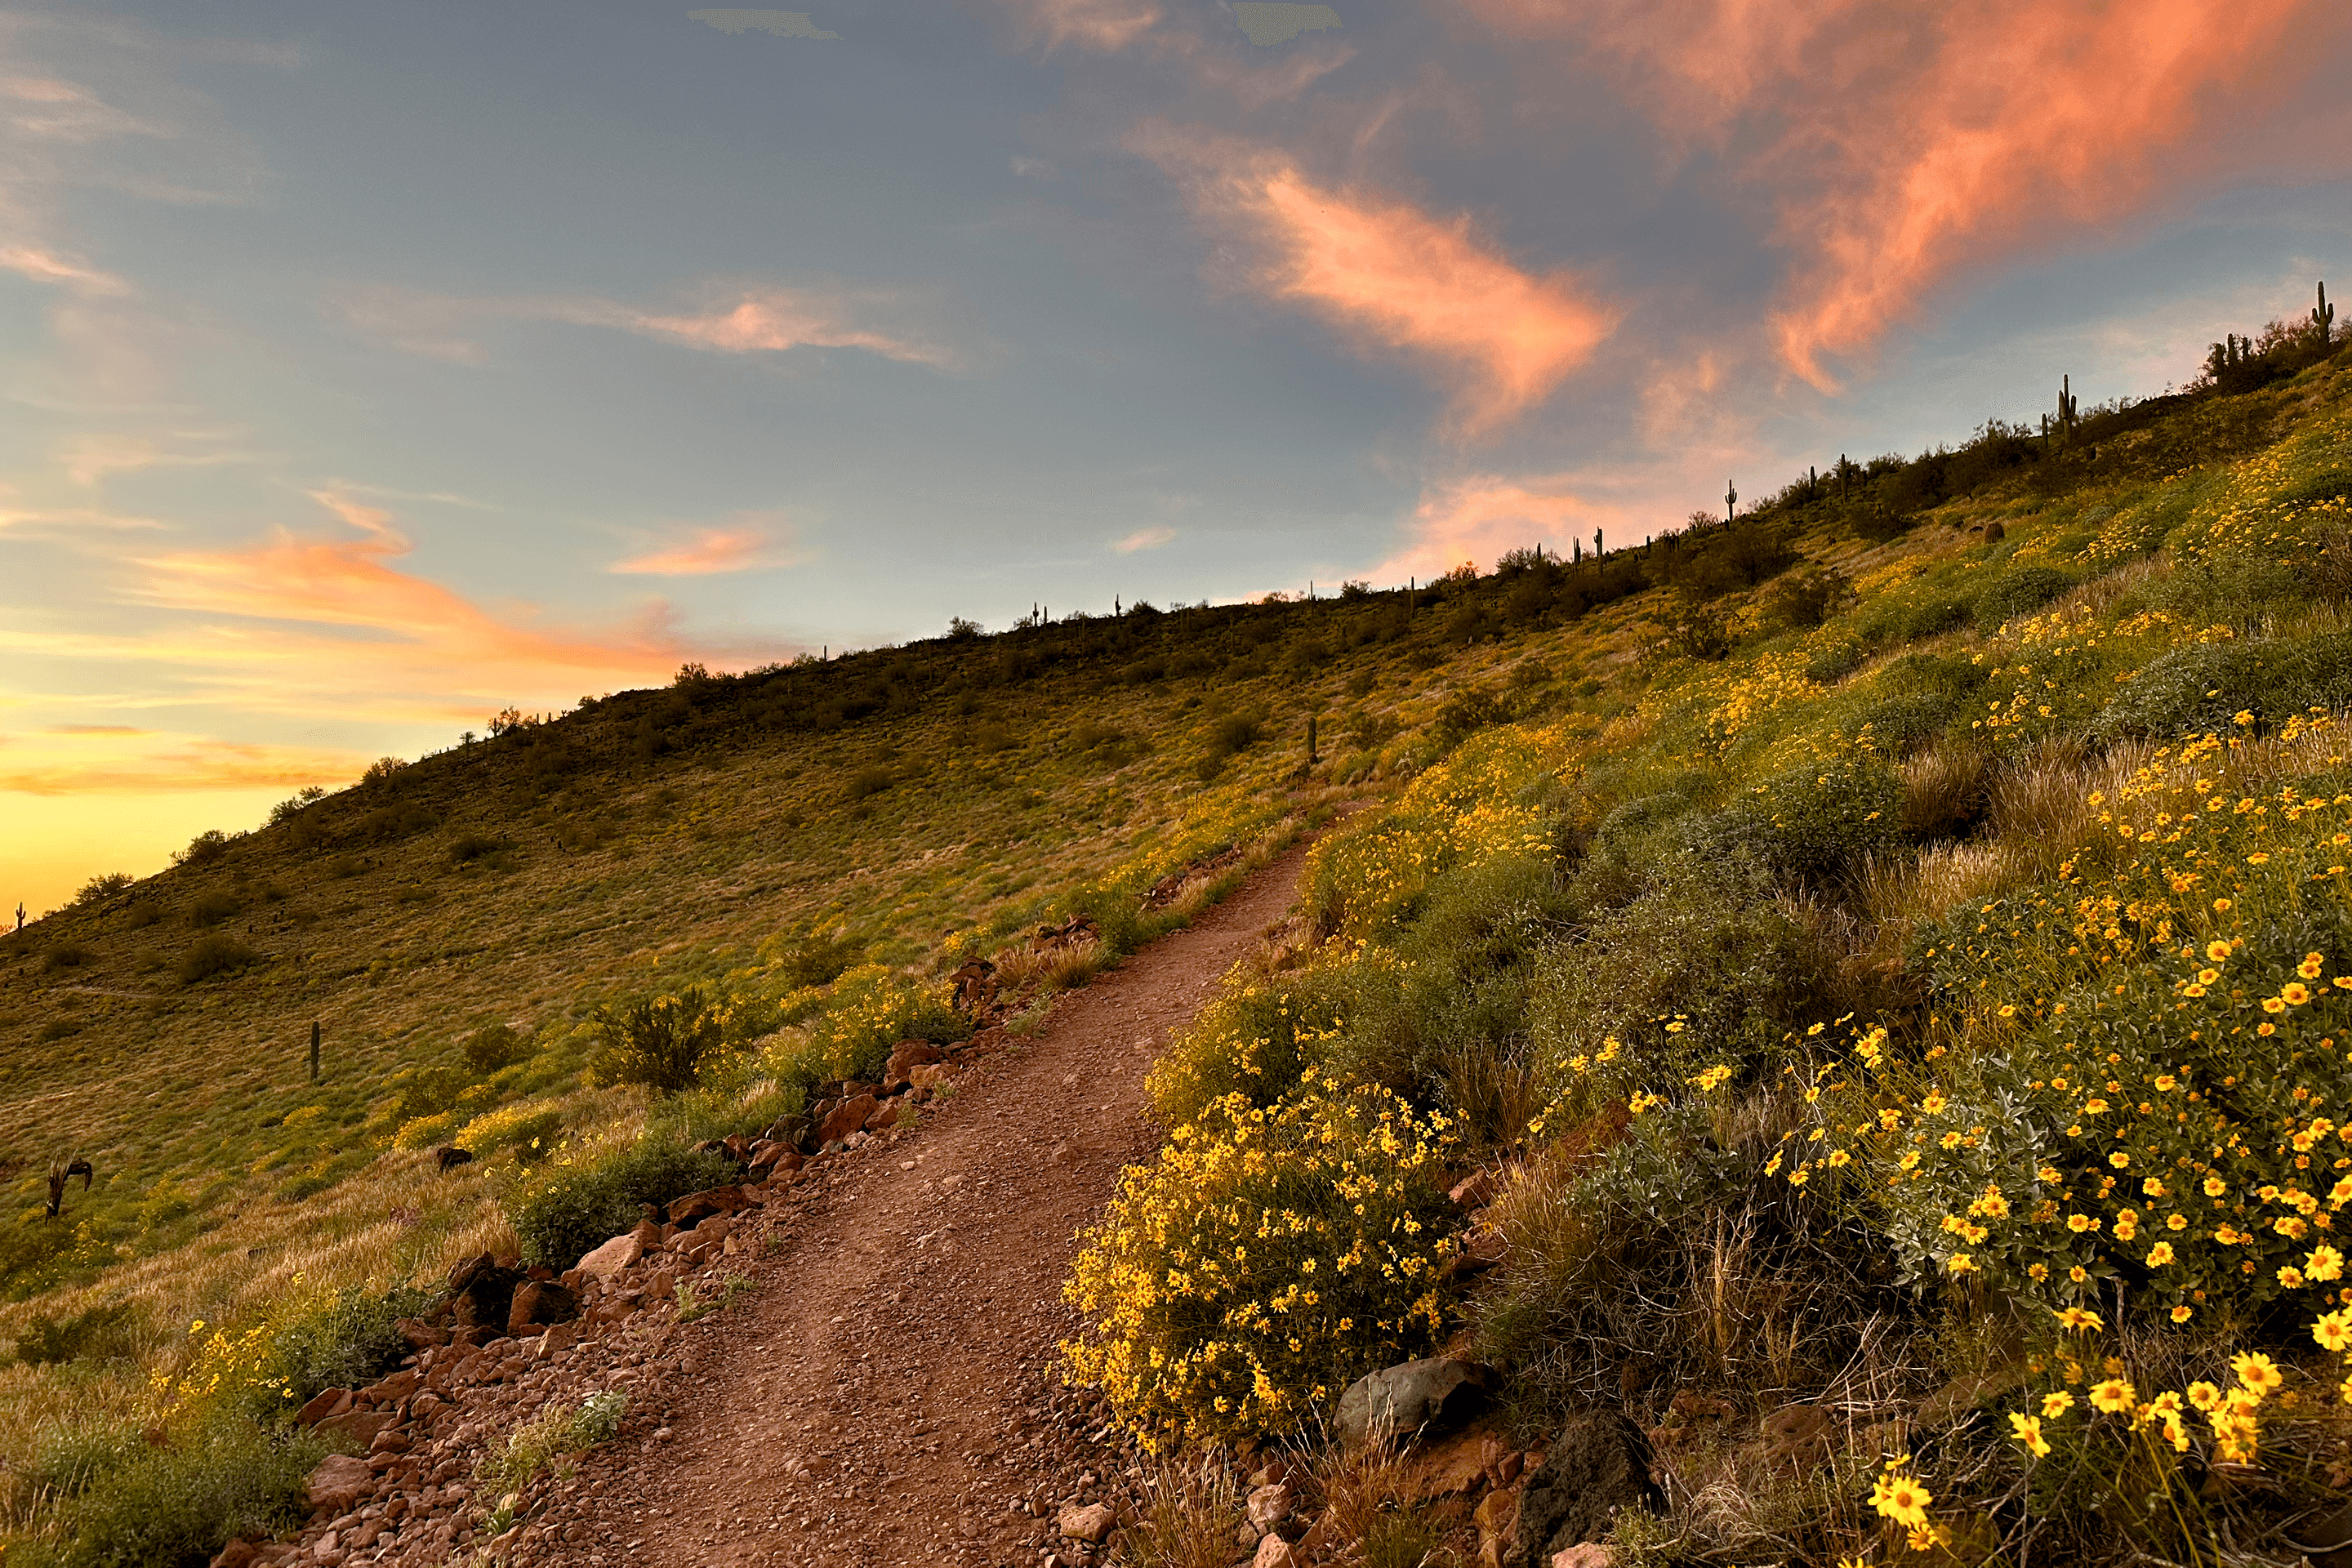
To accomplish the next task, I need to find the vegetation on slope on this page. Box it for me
[1070,308,2352,1560]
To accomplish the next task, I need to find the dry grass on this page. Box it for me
[1114,1457,1247,1568]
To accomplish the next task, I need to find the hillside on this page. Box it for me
[2,297,2349,1566]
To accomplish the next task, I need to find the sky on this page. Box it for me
[2,0,2350,914]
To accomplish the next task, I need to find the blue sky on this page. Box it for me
[2,0,2349,908]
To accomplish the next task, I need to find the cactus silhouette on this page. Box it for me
[2315,282,2336,346]
[2058,375,2078,439]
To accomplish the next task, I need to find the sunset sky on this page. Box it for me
[3,0,2350,912]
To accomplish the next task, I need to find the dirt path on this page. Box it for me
[522,842,1313,1566]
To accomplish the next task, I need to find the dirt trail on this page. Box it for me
[530,841,1314,1566]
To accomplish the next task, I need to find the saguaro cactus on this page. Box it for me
[309,1020,321,1084]
[1725,480,1739,523]
[2058,375,2078,439]
[2315,281,2336,346]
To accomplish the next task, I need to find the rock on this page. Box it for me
[305,1454,374,1515]
[577,1232,643,1283]
[1253,1534,1296,1568]
[295,1388,353,1428]
[507,1281,579,1335]
[317,1410,397,1446]
[629,1218,663,1249]
[1759,1404,1832,1474]
[862,1097,904,1134]
[1058,1502,1117,1544]
[211,1538,261,1568]
[666,1186,746,1229]
[393,1316,446,1351]
[1448,1226,1508,1279]
[906,1062,956,1098]
[1473,1486,1521,1568]
[884,1040,947,1090]
[1246,1482,1292,1533]
[360,1369,419,1405]
[1335,1357,1499,1448]
[1404,1423,1507,1499]
[432,1146,473,1173]
[1448,1169,1499,1209]
[1508,1412,1661,1568]
[817,1094,879,1146]
[1551,1548,1614,1568]
[444,1254,524,1334]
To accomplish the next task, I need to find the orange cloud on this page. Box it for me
[0,243,129,294]
[1138,130,1615,437]
[1462,0,2337,385]
[612,518,797,576]
[0,728,367,796]
[8,492,708,721]
[1006,0,1162,51]
[1374,474,1637,583]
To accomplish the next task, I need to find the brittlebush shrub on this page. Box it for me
[1062,1075,1456,1449]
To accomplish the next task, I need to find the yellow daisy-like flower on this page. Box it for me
[2054,1306,2105,1333]
[2187,1381,2224,1412]
[2313,1311,2352,1354]
[2233,1352,2284,1396]
[2089,1378,2136,1414]
[2284,982,2314,1006]
[1869,1472,1932,1530]
[2171,1304,2194,1323]
[2008,1412,2050,1457]
[2308,1245,2345,1282]
[2207,940,2234,963]
[2041,1390,2075,1419]
[2147,1241,2176,1267]
[2264,996,2288,1014]
[2304,953,2328,980]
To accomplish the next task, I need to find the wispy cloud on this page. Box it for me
[688,10,841,39]
[1374,474,1635,583]
[1112,525,1176,553]
[612,514,800,576]
[327,281,963,371]
[1005,0,1163,52]
[1135,127,1616,438]
[0,728,368,796]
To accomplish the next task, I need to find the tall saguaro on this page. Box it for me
[309,1021,321,1084]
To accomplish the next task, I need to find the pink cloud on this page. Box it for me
[1374,474,1637,582]
[1004,0,1162,52]
[1138,129,1616,438]
[612,518,798,576]
[1461,0,2342,385]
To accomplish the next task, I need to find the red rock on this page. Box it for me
[817,1094,879,1144]
[1058,1503,1116,1544]
[1449,1169,1499,1209]
[317,1410,396,1446]
[883,1040,946,1090]
[212,1539,261,1568]
[305,1454,373,1514]
[577,1232,642,1282]
[360,1369,419,1405]
[629,1218,662,1248]
[1254,1535,1296,1568]
[295,1388,352,1428]
[667,1185,746,1228]
[507,1281,579,1334]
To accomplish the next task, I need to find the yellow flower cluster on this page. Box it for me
[1062,1072,1455,1449]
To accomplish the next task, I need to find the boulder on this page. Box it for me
[1552,1549,1615,1568]
[907,1062,956,1098]
[1253,1535,1296,1568]
[577,1232,643,1283]
[1449,1169,1499,1209]
[1246,1482,1292,1534]
[294,1388,353,1428]
[305,1454,374,1515]
[863,1097,905,1134]
[667,1186,746,1229]
[316,1410,396,1446]
[817,1094,879,1146]
[1058,1503,1117,1544]
[884,1040,947,1090]
[445,1254,523,1334]
[1508,1412,1660,1568]
[393,1316,446,1351]
[359,1369,419,1405]
[508,1280,580,1334]
[1335,1357,1499,1449]
[211,1538,261,1568]
[1760,1404,1833,1475]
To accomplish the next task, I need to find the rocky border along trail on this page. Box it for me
[410,840,1310,1568]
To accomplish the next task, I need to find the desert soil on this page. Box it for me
[524,841,1313,1566]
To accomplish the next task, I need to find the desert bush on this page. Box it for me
[456,1103,564,1163]
[185,891,241,928]
[172,830,231,867]
[507,1135,740,1269]
[1064,1075,1455,1448]
[41,942,94,972]
[265,786,327,826]
[1898,744,1994,840]
[10,1301,140,1366]
[1761,564,1855,630]
[68,873,133,907]
[176,936,257,986]
[461,1022,534,1075]
[1689,755,1904,888]
[764,930,862,990]
[2091,633,2352,741]
[586,984,738,1097]
[448,831,512,865]
[249,1285,434,1419]
[1859,595,1972,648]
[760,965,962,1089]
[843,764,894,801]
[17,1414,328,1568]
[1975,565,2076,633]
[1804,637,1867,685]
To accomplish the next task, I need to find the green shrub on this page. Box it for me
[69,873,135,906]
[1432,687,1512,748]
[1688,755,1904,887]
[2090,633,2352,741]
[11,1301,140,1366]
[251,1285,434,1419]
[177,937,257,986]
[42,942,95,972]
[185,891,241,928]
[172,830,231,867]
[586,984,737,1097]
[1760,564,1855,630]
[26,1416,328,1568]
[448,831,512,865]
[1803,638,1866,684]
[1974,564,2075,631]
[770,932,862,990]
[508,1136,739,1269]
[478,1390,629,1492]
[1859,595,1971,648]
[1853,691,1960,755]
[461,1022,534,1075]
